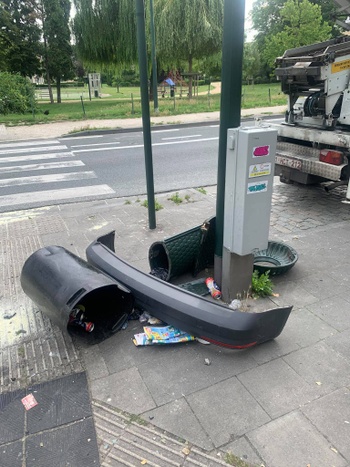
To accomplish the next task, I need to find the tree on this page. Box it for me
[0,0,42,76]
[154,0,224,97]
[263,0,331,68]
[73,0,137,68]
[243,42,262,84]
[0,72,36,114]
[37,0,74,103]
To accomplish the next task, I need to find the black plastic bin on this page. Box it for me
[148,217,216,281]
[21,245,134,343]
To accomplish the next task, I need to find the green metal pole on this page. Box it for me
[149,0,159,113]
[135,0,156,229]
[214,0,245,281]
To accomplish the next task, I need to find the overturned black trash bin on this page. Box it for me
[21,245,134,343]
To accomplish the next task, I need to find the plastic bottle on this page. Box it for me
[69,307,94,332]
[205,277,221,299]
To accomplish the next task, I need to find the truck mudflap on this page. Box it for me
[86,231,293,349]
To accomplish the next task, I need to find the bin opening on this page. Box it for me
[149,242,170,280]
[67,284,134,343]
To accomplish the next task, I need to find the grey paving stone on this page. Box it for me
[294,271,347,301]
[282,307,337,348]
[249,325,299,365]
[325,328,350,359]
[307,296,350,332]
[224,436,263,466]
[237,359,317,418]
[142,397,214,451]
[247,411,347,467]
[186,377,270,448]
[283,342,350,394]
[90,367,156,414]
[138,343,257,406]
[79,345,109,381]
[267,279,319,308]
[302,389,350,461]
[328,262,350,288]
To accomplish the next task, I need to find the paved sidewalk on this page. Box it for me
[1,176,350,466]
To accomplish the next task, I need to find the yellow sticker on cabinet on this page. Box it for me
[331,59,350,73]
[249,162,271,178]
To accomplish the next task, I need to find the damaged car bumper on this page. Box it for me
[86,231,292,349]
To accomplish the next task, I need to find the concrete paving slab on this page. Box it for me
[306,296,350,332]
[237,359,318,419]
[283,341,350,395]
[90,367,156,414]
[302,389,350,461]
[269,279,319,308]
[137,341,258,406]
[282,307,337,348]
[325,328,350,359]
[224,436,264,466]
[142,397,214,451]
[186,377,270,448]
[247,411,347,467]
[0,389,26,444]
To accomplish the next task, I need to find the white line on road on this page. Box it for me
[0,152,74,164]
[161,134,202,141]
[70,141,121,148]
[0,171,96,188]
[61,135,104,141]
[0,185,115,208]
[0,140,60,149]
[0,145,67,155]
[72,137,218,154]
[152,129,179,133]
[0,160,85,174]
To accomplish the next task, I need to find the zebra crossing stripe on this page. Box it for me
[0,145,67,155]
[0,160,85,174]
[0,185,115,208]
[0,171,96,188]
[0,152,74,164]
[0,140,60,149]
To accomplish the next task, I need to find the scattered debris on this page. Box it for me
[21,394,38,411]
[182,447,191,455]
[330,447,338,454]
[133,325,195,346]
[3,312,16,320]
[141,459,148,465]
[196,338,210,345]
[204,358,211,366]
[229,299,242,310]
[316,381,322,386]
[15,329,27,335]
[205,277,222,299]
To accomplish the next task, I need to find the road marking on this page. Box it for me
[0,160,85,174]
[61,135,104,141]
[0,152,74,164]
[0,185,115,208]
[71,142,121,148]
[161,134,202,140]
[0,145,67,155]
[72,137,219,153]
[0,171,96,187]
[0,140,60,149]
[152,129,179,133]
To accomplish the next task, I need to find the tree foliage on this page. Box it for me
[263,0,331,68]
[37,0,74,103]
[243,42,261,84]
[73,0,137,68]
[0,72,36,114]
[0,0,42,76]
[154,0,224,96]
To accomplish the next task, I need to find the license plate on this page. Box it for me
[275,155,302,170]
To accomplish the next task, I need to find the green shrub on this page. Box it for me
[251,270,274,297]
[0,72,36,114]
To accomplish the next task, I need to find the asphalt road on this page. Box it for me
[0,119,282,213]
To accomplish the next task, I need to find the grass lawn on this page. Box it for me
[1,82,287,125]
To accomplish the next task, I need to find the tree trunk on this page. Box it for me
[56,77,61,103]
[45,68,54,104]
[188,55,193,98]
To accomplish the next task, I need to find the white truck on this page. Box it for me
[268,36,350,201]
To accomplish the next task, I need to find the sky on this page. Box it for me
[245,0,256,41]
